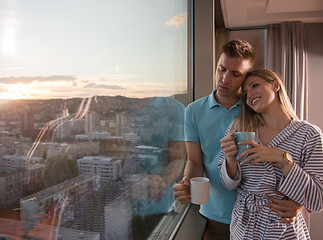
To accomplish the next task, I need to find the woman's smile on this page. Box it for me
[251,97,261,106]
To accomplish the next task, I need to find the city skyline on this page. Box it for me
[0,1,188,239]
[0,0,188,100]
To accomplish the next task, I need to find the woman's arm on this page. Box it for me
[239,129,323,212]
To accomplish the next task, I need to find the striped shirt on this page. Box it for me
[218,120,323,239]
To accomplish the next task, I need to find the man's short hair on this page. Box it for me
[222,39,256,67]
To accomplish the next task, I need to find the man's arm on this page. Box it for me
[173,141,204,204]
[184,141,204,178]
[162,141,187,186]
[146,141,186,201]
[267,191,304,223]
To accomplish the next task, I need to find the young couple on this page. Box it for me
[173,39,323,239]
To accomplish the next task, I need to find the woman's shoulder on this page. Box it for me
[292,119,323,136]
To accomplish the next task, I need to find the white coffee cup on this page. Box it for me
[190,177,209,205]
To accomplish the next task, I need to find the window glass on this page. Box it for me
[0,0,189,239]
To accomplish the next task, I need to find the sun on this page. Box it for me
[0,84,25,100]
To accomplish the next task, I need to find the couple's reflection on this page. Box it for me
[123,96,186,240]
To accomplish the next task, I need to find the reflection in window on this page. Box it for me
[0,0,188,239]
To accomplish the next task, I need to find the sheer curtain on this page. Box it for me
[265,21,308,120]
[265,21,310,228]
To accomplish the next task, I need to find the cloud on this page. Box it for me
[99,74,139,81]
[0,75,76,84]
[84,83,125,90]
[166,13,187,28]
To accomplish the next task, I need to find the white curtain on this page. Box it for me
[265,21,308,120]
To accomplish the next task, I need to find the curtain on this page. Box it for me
[265,21,308,120]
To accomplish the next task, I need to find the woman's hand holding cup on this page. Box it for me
[220,133,238,164]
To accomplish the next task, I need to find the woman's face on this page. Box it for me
[242,75,278,113]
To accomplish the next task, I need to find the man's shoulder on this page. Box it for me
[187,94,210,109]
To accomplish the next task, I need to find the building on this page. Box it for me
[0,157,44,208]
[0,169,25,208]
[77,156,121,180]
[122,132,139,142]
[21,106,35,138]
[104,197,131,240]
[46,142,99,160]
[1,155,42,172]
[20,175,100,230]
[85,111,100,135]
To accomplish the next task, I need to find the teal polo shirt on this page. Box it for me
[185,89,242,224]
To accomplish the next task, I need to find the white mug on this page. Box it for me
[190,177,209,205]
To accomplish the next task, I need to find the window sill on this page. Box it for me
[172,203,207,240]
[148,202,207,240]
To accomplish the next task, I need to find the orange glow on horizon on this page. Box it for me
[0,84,26,100]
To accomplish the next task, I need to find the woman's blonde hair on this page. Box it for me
[230,68,298,132]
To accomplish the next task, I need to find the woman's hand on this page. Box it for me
[220,133,238,161]
[220,133,240,178]
[238,140,284,165]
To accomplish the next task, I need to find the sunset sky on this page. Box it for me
[0,0,187,100]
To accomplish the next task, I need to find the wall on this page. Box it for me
[306,23,323,130]
[305,22,323,240]
[194,0,215,100]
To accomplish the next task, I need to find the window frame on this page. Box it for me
[151,0,215,239]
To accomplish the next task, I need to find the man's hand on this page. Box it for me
[172,176,190,204]
[128,174,168,202]
[147,175,168,202]
[266,191,303,223]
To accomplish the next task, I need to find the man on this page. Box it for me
[172,39,302,239]
[125,96,186,240]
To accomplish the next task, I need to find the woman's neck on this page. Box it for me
[261,105,291,131]
[257,104,292,145]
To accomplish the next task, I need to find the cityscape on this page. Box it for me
[0,0,188,239]
[0,94,187,239]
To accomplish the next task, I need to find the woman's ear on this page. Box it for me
[273,80,280,92]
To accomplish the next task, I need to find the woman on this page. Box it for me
[218,68,323,239]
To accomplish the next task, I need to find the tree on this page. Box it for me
[41,155,78,188]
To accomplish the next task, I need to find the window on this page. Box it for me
[0,0,190,239]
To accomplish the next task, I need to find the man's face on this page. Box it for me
[215,53,252,99]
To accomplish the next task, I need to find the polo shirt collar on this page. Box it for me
[208,88,242,109]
